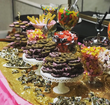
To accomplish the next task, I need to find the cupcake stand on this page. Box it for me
[40,67,83,94]
[23,53,43,75]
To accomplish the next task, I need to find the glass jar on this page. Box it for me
[57,4,79,31]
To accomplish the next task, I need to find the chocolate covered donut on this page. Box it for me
[15,25,20,28]
[26,45,32,50]
[32,44,39,49]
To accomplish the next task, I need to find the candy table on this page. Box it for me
[1,42,110,105]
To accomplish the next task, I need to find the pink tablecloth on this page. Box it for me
[0,70,32,105]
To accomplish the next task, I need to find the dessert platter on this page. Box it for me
[40,52,84,94]
[0,48,32,68]
[1,1,110,105]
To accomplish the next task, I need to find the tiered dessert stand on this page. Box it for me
[23,53,43,75]
[40,67,83,94]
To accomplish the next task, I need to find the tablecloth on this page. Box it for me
[0,41,110,105]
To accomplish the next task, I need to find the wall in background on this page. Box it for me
[0,0,13,31]
[14,0,67,17]
[0,0,110,32]
[76,0,110,13]
[30,0,67,5]
[14,1,42,16]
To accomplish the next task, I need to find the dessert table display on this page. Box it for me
[1,42,110,105]
[1,1,110,105]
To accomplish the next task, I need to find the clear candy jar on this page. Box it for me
[58,4,79,31]
[53,30,78,53]
[41,3,58,21]
[81,46,104,84]
[98,48,110,73]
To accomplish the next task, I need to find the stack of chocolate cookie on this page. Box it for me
[5,20,31,52]
[42,52,84,78]
[7,20,30,41]
[23,39,59,61]
[5,31,28,52]
[9,20,30,29]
